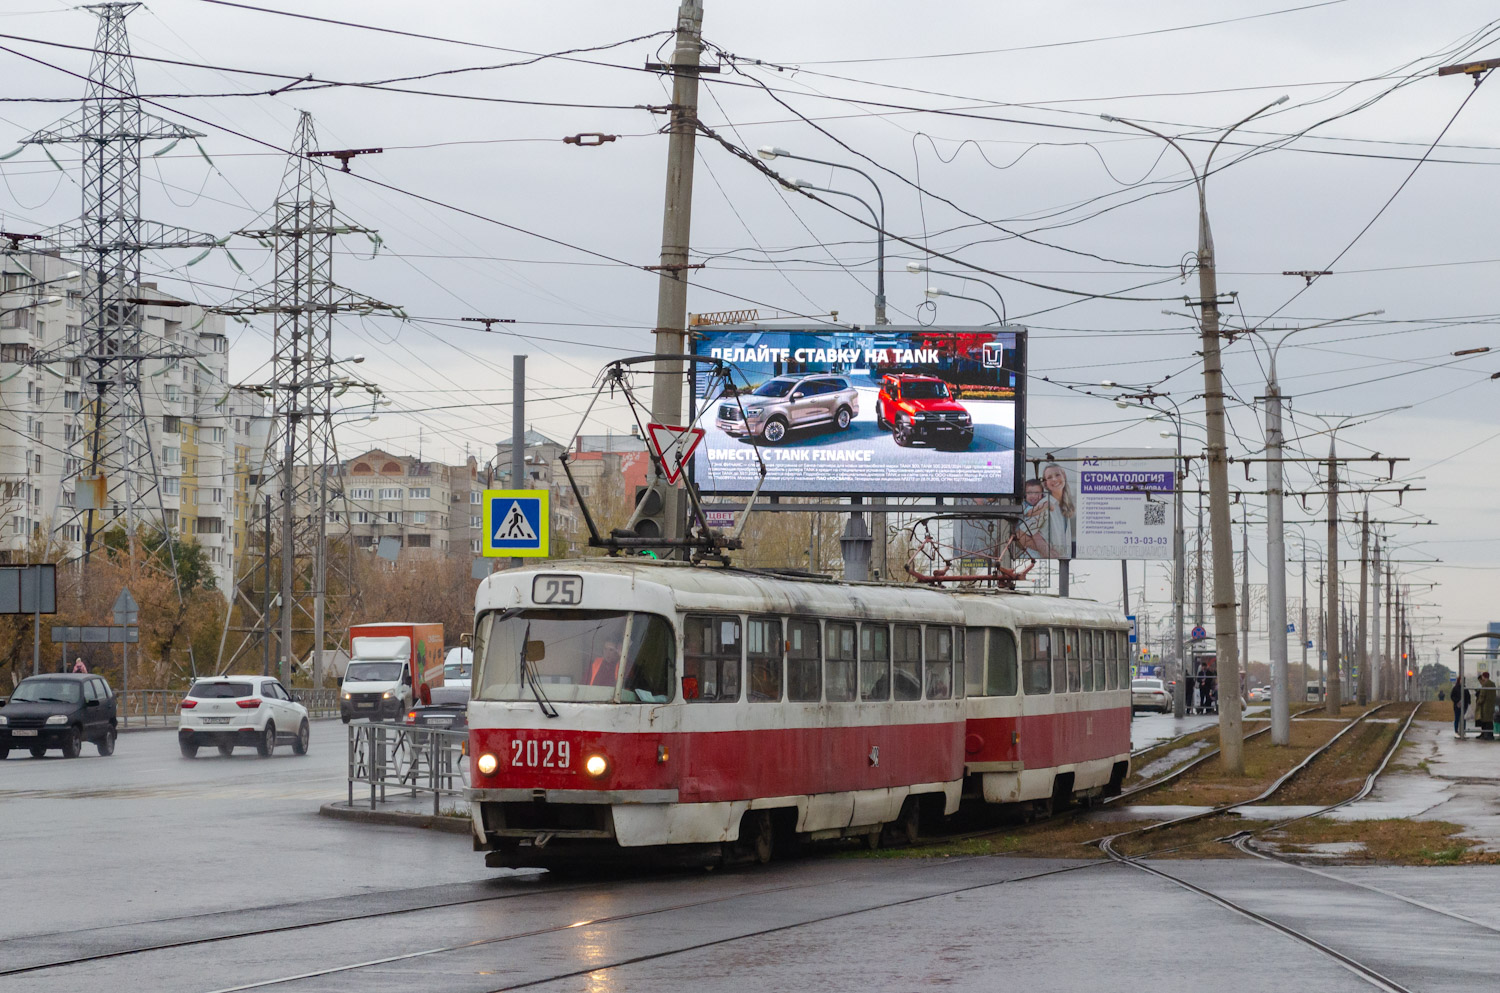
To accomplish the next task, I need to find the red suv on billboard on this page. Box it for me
[876,375,974,449]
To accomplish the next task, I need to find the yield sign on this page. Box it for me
[646,423,704,485]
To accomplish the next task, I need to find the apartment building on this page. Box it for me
[0,252,269,591]
[316,447,482,560]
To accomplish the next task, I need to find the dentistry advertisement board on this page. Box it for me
[691,324,1026,498]
[1019,447,1176,561]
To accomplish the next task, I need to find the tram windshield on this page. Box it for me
[473,609,675,704]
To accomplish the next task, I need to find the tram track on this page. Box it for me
[1093,702,1460,993]
[0,719,1239,979]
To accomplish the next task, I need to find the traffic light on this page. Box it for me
[620,480,678,558]
[628,483,666,542]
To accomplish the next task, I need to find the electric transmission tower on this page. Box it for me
[215,111,396,682]
[22,2,217,564]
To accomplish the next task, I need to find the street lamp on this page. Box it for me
[909,261,1008,323]
[762,147,888,325]
[780,175,886,327]
[1109,383,1190,718]
[1250,310,1381,742]
[923,285,1005,325]
[1100,96,1288,773]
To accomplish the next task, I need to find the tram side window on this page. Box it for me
[925,626,953,700]
[987,628,1019,696]
[893,624,922,701]
[1116,632,1131,688]
[1065,628,1082,692]
[747,616,784,702]
[682,614,740,703]
[1096,630,1111,690]
[964,629,986,696]
[1024,628,1052,694]
[826,622,857,702]
[1104,630,1119,690]
[1086,630,1098,693]
[1097,632,1110,691]
[787,619,822,702]
[1048,627,1066,694]
[861,623,891,701]
[953,628,964,699]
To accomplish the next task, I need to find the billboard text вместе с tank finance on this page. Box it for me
[690,325,1025,498]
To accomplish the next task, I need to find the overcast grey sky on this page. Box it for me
[1,0,1497,658]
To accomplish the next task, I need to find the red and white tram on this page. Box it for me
[954,592,1131,811]
[466,559,1131,867]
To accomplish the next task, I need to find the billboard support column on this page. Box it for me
[871,510,887,580]
[1059,559,1069,597]
[841,497,871,582]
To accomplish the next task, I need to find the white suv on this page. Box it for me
[178,675,310,758]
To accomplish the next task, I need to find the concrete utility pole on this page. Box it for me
[1325,446,1342,714]
[650,0,705,546]
[1106,117,1256,766]
[1317,567,1326,695]
[1370,532,1382,699]
[1195,494,1205,628]
[1300,540,1310,699]
[1384,559,1394,700]
[1357,509,1370,705]
[1241,515,1250,706]
[1100,99,1287,771]
[1265,373,1290,742]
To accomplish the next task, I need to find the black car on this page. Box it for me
[404,684,469,732]
[0,673,118,759]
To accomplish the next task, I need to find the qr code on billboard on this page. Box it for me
[1143,502,1166,527]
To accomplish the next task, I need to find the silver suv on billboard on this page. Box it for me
[715,374,860,445]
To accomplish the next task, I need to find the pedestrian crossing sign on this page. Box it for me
[482,489,549,558]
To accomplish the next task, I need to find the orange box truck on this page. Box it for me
[340,622,445,722]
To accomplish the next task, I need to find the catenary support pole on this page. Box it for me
[1356,509,1370,705]
[1265,379,1290,743]
[1241,514,1250,710]
[1172,454,1186,718]
[263,496,271,677]
[1300,541,1309,701]
[1384,560,1394,701]
[1325,447,1342,714]
[1371,533,1382,699]
[650,0,704,546]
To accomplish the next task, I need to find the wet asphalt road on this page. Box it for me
[3,718,1494,992]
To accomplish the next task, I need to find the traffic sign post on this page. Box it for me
[111,587,139,707]
[482,489,550,558]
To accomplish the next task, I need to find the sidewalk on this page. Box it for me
[319,795,471,834]
[1330,719,1500,851]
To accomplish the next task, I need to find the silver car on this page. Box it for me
[715,374,860,445]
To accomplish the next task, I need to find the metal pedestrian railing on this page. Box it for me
[346,720,469,816]
[115,686,343,727]
[116,690,183,727]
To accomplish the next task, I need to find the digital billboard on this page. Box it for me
[691,325,1024,498]
[1019,447,1176,561]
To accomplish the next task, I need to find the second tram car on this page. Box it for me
[466,559,1132,867]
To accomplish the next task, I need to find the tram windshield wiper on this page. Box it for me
[517,620,559,719]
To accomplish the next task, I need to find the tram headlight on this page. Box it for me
[584,753,609,778]
[476,752,498,776]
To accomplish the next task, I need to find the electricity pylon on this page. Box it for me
[214,111,396,682]
[23,2,217,565]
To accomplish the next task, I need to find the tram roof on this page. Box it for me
[480,558,1120,626]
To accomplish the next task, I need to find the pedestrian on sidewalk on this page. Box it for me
[1478,673,1496,741]
[1451,678,1471,737]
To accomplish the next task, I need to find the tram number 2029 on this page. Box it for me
[532,574,583,605]
[511,738,572,770]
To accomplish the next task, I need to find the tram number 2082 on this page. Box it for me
[511,738,572,770]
